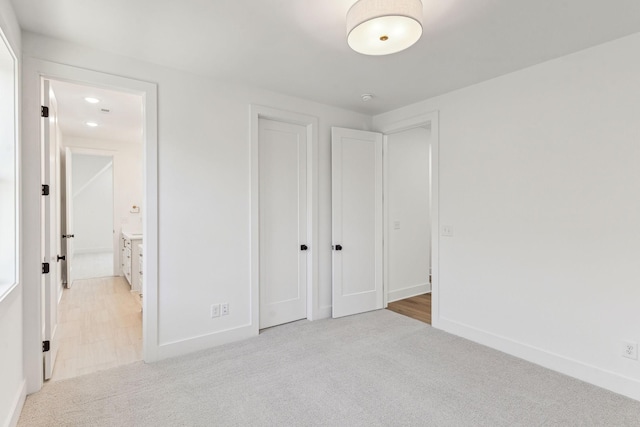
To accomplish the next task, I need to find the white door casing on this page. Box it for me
[42,79,59,380]
[377,111,440,324]
[259,118,308,329]
[331,127,383,318]
[64,147,75,288]
[24,59,158,394]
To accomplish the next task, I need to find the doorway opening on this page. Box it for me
[384,125,433,324]
[44,78,145,381]
[328,112,439,323]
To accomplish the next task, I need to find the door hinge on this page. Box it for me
[42,262,50,274]
[41,106,49,118]
[43,341,50,352]
[42,184,50,196]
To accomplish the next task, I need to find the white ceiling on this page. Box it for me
[13,0,640,114]
[50,79,143,143]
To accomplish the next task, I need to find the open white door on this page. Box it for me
[42,79,59,380]
[331,127,383,318]
[64,147,75,287]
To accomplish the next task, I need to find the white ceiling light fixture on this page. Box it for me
[85,121,98,127]
[347,0,423,56]
[84,97,100,104]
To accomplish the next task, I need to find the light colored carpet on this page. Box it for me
[19,310,640,426]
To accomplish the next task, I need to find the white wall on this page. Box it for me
[20,32,371,390]
[62,137,143,275]
[71,154,114,253]
[0,1,24,426]
[386,127,431,302]
[374,33,640,400]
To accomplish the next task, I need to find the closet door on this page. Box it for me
[259,118,308,328]
[331,127,383,318]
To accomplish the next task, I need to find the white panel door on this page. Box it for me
[331,127,383,318]
[42,79,59,380]
[64,147,75,287]
[259,118,308,329]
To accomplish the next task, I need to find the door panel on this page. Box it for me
[332,127,383,318]
[43,79,59,380]
[259,118,307,329]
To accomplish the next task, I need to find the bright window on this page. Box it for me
[0,30,17,299]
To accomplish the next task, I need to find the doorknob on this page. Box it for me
[56,255,66,262]
[333,244,342,251]
[300,245,308,251]
[62,234,75,238]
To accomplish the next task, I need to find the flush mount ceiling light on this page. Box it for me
[84,97,100,104]
[85,121,98,127]
[347,0,423,55]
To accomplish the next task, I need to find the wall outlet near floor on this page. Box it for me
[211,304,221,318]
[221,303,229,316]
[441,225,454,237]
[622,341,638,360]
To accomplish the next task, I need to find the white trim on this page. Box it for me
[22,58,159,394]
[5,379,26,427]
[387,283,430,303]
[157,324,255,360]
[250,105,320,334]
[438,316,640,402]
[0,21,19,310]
[377,112,440,325]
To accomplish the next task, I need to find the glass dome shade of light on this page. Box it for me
[347,0,423,56]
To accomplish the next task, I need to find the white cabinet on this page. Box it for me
[121,232,142,292]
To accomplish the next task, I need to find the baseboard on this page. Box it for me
[438,317,640,402]
[5,379,26,427]
[314,306,332,320]
[388,283,430,303]
[157,324,256,360]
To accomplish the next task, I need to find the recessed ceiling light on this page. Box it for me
[84,97,100,104]
[86,122,98,127]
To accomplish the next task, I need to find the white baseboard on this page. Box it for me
[5,379,26,427]
[314,305,332,320]
[156,324,256,360]
[156,305,334,361]
[388,283,430,303]
[438,317,640,402]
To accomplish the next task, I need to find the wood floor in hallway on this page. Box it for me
[50,276,142,382]
[387,293,431,324]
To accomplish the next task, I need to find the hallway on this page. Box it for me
[51,276,142,381]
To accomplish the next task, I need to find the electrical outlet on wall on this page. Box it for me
[441,225,454,237]
[622,341,638,360]
[221,303,229,316]
[211,304,220,318]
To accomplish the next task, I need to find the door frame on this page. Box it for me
[378,111,440,326]
[250,105,320,332]
[22,58,159,394]
[63,147,117,282]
